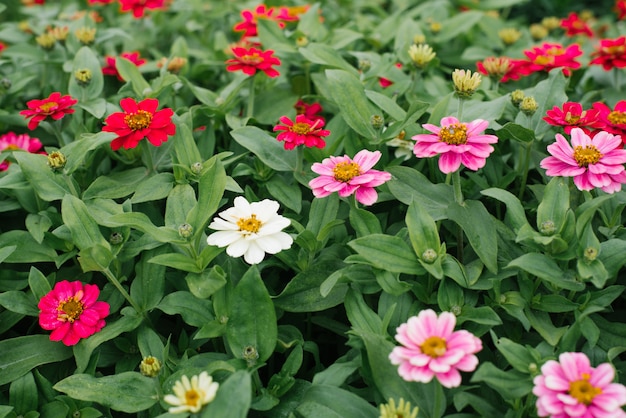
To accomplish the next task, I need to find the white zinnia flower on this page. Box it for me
[164,371,219,414]
[206,196,293,265]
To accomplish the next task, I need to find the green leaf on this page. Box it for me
[226,266,277,364]
[131,247,167,312]
[25,212,52,244]
[265,175,302,213]
[131,173,175,204]
[348,206,382,238]
[60,132,117,174]
[299,43,357,74]
[187,156,227,237]
[116,57,151,97]
[185,266,227,299]
[481,187,530,232]
[0,335,73,386]
[54,372,157,413]
[157,291,213,327]
[471,362,533,399]
[78,245,114,272]
[165,184,197,227]
[200,371,251,418]
[387,166,453,220]
[365,89,406,121]
[344,288,382,334]
[137,325,165,360]
[10,372,38,415]
[62,194,110,251]
[14,152,70,202]
[68,46,104,101]
[296,384,379,418]
[507,253,584,291]
[406,198,441,263]
[447,200,498,274]
[0,291,38,316]
[105,212,181,243]
[0,231,57,263]
[231,126,296,172]
[348,234,424,275]
[149,252,202,273]
[28,266,51,300]
[306,192,339,237]
[525,309,567,346]
[537,177,570,235]
[83,167,148,200]
[434,11,483,42]
[493,335,539,374]
[172,123,202,169]
[521,70,569,140]
[495,122,535,143]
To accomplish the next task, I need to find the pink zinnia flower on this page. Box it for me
[590,37,626,70]
[309,150,391,206]
[412,116,498,174]
[102,51,146,81]
[593,101,626,140]
[543,102,604,135]
[0,132,44,171]
[389,309,482,388]
[19,92,78,130]
[533,352,626,418]
[38,280,110,346]
[540,127,626,193]
[273,114,330,150]
[225,47,281,78]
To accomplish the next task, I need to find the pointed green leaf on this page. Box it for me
[230,126,296,171]
[62,194,110,251]
[348,234,425,275]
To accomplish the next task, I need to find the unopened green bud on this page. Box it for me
[520,96,538,116]
[243,345,259,367]
[109,232,124,245]
[539,220,556,236]
[528,362,538,374]
[295,36,309,47]
[510,89,525,106]
[47,151,66,170]
[1,78,11,90]
[74,68,92,86]
[452,69,481,98]
[583,247,598,262]
[421,249,438,263]
[139,356,161,377]
[36,33,56,50]
[191,162,203,175]
[178,223,193,239]
[358,59,371,73]
[370,115,384,130]
[450,305,462,316]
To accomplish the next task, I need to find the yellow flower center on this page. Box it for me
[240,53,262,65]
[534,55,554,65]
[333,161,361,182]
[237,214,262,233]
[184,389,202,406]
[421,336,447,358]
[39,102,58,113]
[569,373,602,405]
[565,111,581,124]
[4,144,21,151]
[124,110,153,131]
[439,123,468,145]
[290,122,312,135]
[608,110,626,125]
[546,47,565,56]
[573,145,602,167]
[57,297,84,323]
[603,45,626,55]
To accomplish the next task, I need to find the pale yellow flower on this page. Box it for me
[408,43,436,68]
[452,69,481,98]
[164,371,219,414]
[379,398,418,418]
[498,28,521,45]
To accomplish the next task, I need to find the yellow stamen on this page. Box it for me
[608,110,626,125]
[439,123,468,145]
[124,110,153,131]
[290,122,313,135]
[565,111,581,124]
[39,102,58,113]
[240,53,262,65]
[534,55,554,65]
[421,336,447,358]
[185,389,201,406]
[57,297,84,323]
[333,161,361,182]
[573,145,602,167]
[237,214,262,233]
[569,373,602,405]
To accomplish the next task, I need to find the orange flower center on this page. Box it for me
[608,110,626,125]
[603,45,626,55]
[333,161,361,182]
[237,214,262,233]
[124,110,153,131]
[4,144,21,151]
[39,102,58,113]
[421,336,447,358]
[569,373,602,406]
[57,297,84,323]
[240,53,262,65]
[185,389,201,406]
[439,123,468,145]
[573,145,602,167]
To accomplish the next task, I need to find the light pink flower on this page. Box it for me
[412,116,498,174]
[38,280,110,346]
[389,309,483,388]
[540,127,626,193]
[308,150,391,206]
[533,352,626,418]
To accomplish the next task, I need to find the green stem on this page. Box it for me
[102,267,143,316]
[615,67,621,92]
[295,145,304,176]
[62,173,81,198]
[451,169,464,262]
[457,96,465,122]
[518,140,533,200]
[246,75,256,119]
[143,143,156,173]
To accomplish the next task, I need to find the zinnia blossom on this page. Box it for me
[590,37,626,70]
[560,12,594,37]
[38,280,110,346]
[389,309,483,388]
[119,0,165,18]
[102,51,146,81]
[206,196,293,265]
[309,149,391,206]
[592,101,626,139]
[0,132,44,171]
[543,102,604,135]
[164,371,219,414]
[225,47,281,77]
[540,127,626,193]
[533,352,626,418]
[412,116,498,174]
[515,43,583,78]
[20,92,77,130]
[273,114,330,150]
[294,99,324,123]
[102,98,176,151]
[616,0,626,20]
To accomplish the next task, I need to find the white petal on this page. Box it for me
[207,231,243,247]
[243,241,265,264]
[208,217,239,231]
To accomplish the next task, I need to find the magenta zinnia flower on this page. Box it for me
[19,92,78,130]
[389,309,483,388]
[412,116,498,174]
[543,102,604,135]
[273,114,330,150]
[592,101,626,140]
[225,47,281,78]
[0,132,44,171]
[38,280,110,346]
[540,127,626,193]
[533,352,626,418]
[309,149,391,206]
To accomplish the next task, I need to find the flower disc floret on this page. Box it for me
[164,371,219,414]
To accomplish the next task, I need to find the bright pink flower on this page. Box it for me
[38,280,110,346]
[19,92,77,130]
[412,116,498,174]
[309,150,391,206]
[515,43,583,77]
[102,98,176,151]
[543,102,604,135]
[0,42,6,54]
[560,12,594,37]
[294,99,325,123]
[592,101,626,140]
[617,0,626,20]
[233,4,285,38]
[540,128,626,194]
[533,352,626,418]
[590,37,626,70]
[102,51,146,81]
[389,309,482,388]
[88,0,114,3]
[225,47,281,77]
[273,115,329,150]
[119,0,165,18]
[0,132,44,170]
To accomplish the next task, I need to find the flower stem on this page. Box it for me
[457,96,465,122]
[518,140,533,200]
[62,173,81,197]
[615,67,622,92]
[295,145,304,176]
[451,169,464,262]
[102,267,143,315]
[246,75,256,119]
[142,143,156,173]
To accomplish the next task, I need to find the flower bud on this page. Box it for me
[583,247,598,262]
[0,78,11,90]
[421,248,438,264]
[190,162,203,175]
[139,356,162,377]
[358,59,371,73]
[74,69,92,86]
[75,27,96,45]
[450,305,462,316]
[429,21,441,33]
[479,57,511,79]
[48,26,69,42]
[541,16,561,31]
[109,232,124,245]
[520,96,539,116]
[36,33,56,50]
[413,34,426,44]
[47,151,67,170]
[498,28,521,45]
[530,23,548,40]
[295,36,309,47]
[408,43,436,68]
[243,345,259,367]
[510,89,525,106]
[178,223,193,239]
[539,220,556,236]
[370,115,384,130]
[452,69,481,98]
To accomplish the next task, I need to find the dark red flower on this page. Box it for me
[103,98,176,151]
[119,0,165,18]
[560,12,593,37]
[273,114,330,150]
[543,102,604,135]
[225,47,281,77]
[102,51,146,81]
[20,92,77,130]
[590,37,626,70]
[294,99,325,123]
[592,101,626,141]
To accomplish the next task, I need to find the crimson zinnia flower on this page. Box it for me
[38,280,110,346]
[294,99,324,123]
[515,43,583,78]
[119,0,165,18]
[20,92,77,130]
[616,0,626,20]
[273,114,330,150]
[103,98,176,151]
[0,132,44,171]
[592,100,626,140]
[590,36,626,70]
[560,12,594,37]
[233,4,285,38]
[543,102,604,135]
[226,47,281,77]
[102,51,146,81]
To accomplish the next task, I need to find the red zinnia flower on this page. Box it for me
[20,92,77,130]
[102,51,146,81]
[616,0,626,20]
[88,0,114,3]
[543,102,604,135]
[38,280,110,346]
[119,0,165,18]
[0,42,6,54]
[592,101,626,141]
[103,98,176,151]
[233,4,286,38]
[0,132,44,171]
[225,47,281,77]
[560,12,594,37]
[273,114,330,150]
[590,37,626,70]
[277,5,309,22]
[378,62,403,88]
[515,42,583,78]
[294,99,325,123]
